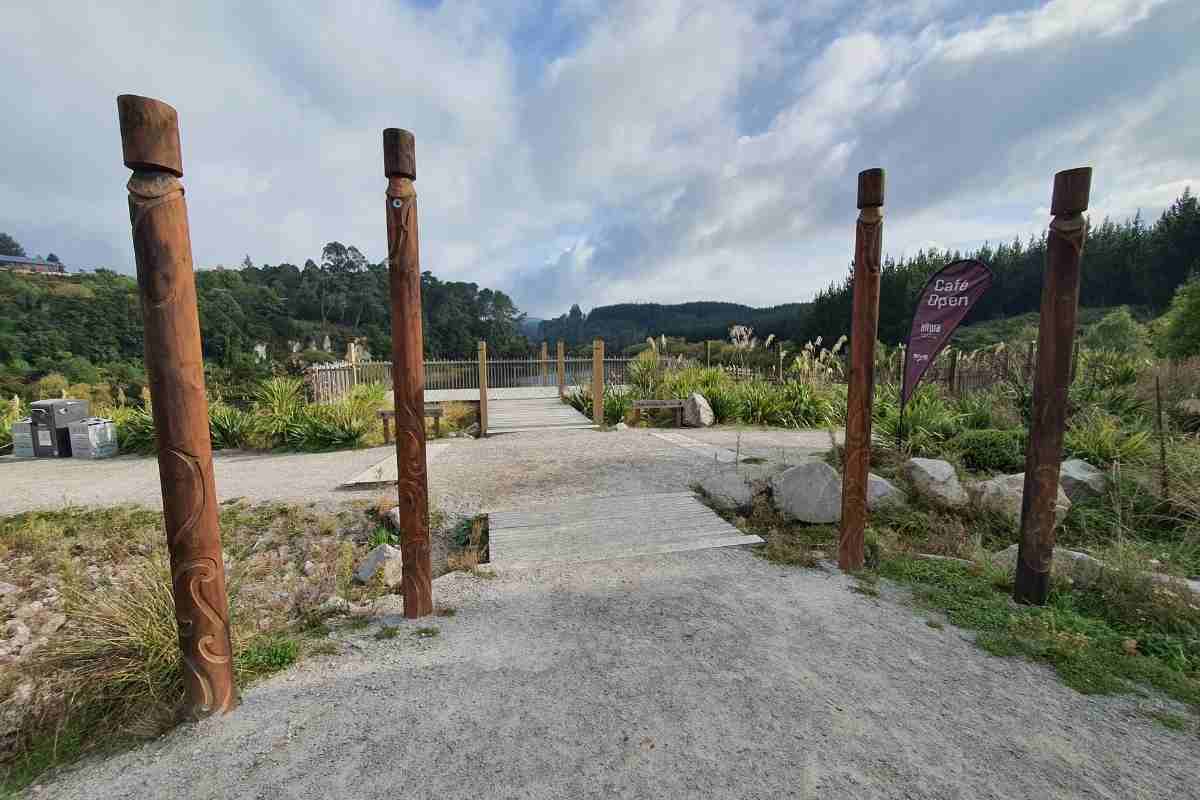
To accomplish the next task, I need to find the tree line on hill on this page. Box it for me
[539,189,1200,354]
[0,239,527,402]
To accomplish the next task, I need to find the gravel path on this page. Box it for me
[0,427,835,517]
[35,549,1198,799]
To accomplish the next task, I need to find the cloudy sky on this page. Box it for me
[1,0,1196,318]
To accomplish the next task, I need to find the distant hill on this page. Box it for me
[537,301,812,351]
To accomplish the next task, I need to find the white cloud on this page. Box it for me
[0,0,1196,319]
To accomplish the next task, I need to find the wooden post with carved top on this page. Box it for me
[117,94,237,717]
[540,341,549,384]
[839,168,885,572]
[1014,167,1092,606]
[383,128,433,618]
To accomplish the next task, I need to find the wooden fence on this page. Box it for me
[306,355,634,402]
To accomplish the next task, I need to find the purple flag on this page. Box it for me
[902,259,994,406]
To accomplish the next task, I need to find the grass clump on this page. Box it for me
[877,555,1200,708]
[413,627,440,639]
[374,626,400,641]
[953,428,1027,473]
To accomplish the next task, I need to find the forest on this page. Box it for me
[0,241,527,402]
[541,189,1200,353]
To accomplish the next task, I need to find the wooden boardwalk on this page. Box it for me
[487,492,762,568]
[487,397,596,435]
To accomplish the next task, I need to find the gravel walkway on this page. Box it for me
[35,549,1198,799]
[0,427,834,517]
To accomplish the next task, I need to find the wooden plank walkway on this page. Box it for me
[487,397,596,434]
[487,491,763,568]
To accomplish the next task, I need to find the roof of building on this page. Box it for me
[0,254,66,268]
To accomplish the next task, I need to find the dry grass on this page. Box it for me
[441,401,477,433]
[0,500,400,794]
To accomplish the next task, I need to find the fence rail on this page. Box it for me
[305,356,635,402]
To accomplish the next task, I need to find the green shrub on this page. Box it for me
[208,402,254,450]
[736,380,789,426]
[236,636,298,679]
[603,385,632,425]
[778,380,834,428]
[109,405,157,454]
[874,384,963,456]
[627,351,661,397]
[253,377,305,448]
[1065,408,1152,466]
[565,386,591,417]
[704,383,740,423]
[287,400,373,451]
[955,428,1026,473]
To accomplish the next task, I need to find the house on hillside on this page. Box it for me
[0,255,67,274]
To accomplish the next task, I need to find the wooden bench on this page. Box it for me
[631,398,685,428]
[379,404,444,442]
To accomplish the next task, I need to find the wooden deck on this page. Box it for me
[487,492,762,568]
[486,397,596,434]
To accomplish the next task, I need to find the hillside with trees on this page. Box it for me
[0,240,527,402]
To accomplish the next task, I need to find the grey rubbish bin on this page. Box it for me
[69,417,119,460]
[29,399,90,457]
[11,417,34,458]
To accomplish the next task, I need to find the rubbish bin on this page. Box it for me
[29,399,90,458]
[11,417,34,458]
[69,417,119,460]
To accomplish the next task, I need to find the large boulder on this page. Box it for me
[698,470,756,512]
[354,544,403,587]
[867,474,906,510]
[683,393,715,428]
[970,473,1071,528]
[902,458,968,508]
[988,543,1106,588]
[772,460,842,523]
[1059,459,1106,502]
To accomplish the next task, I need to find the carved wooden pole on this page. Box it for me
[1014,167,1091,606]
[117,94,236,717]
[478,341,489,436]
[592,338,604,424]
[839,168,885,572]
[556,341,566,398]
[540,341,549,384]
[383,128,433,618]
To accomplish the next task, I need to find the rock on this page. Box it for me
[1059,459,1106,502]
[41,613,65,636]
[0,582,17,597]
[614,422,629,431]
[319,596,350,616]
[970,473,1071,528]
[988,543,1107,588]
[698,471,756,512]
[867,474,906,510]
[354,544,403,588]
[465,422,481,437]
[302,560,319,577]
[13,601,42,621]
[11,682,33,707]
[1177,398,1200,432]
[682,393,715,428]
[771,461,842,523]
[902,458,968,508]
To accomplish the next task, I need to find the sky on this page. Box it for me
[1,0,1197,319]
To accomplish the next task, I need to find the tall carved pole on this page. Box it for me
[1014,167,1091,606]
[839,168,885,572]
[117,95,236,717]
[556,341,566,398]
[383,128,433,618]
[540,341,549,384]
[592,338,604,425]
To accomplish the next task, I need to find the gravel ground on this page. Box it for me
[0,427,835,517]
[33,548,1198,800]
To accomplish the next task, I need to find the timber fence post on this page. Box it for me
[1014,167,1092,606]
[117,94,237,717]
[478,341,488,436]
[557,341,565,398]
